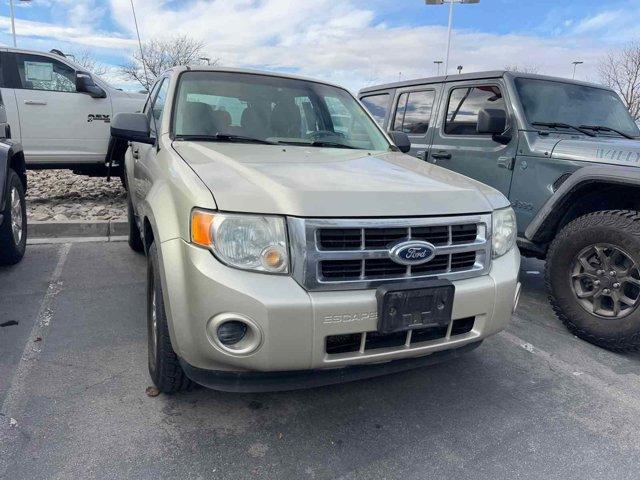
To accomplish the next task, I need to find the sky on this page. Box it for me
[0,0,638,92]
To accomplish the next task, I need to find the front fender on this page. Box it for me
[0,140,24,211]
[525,164,640,244]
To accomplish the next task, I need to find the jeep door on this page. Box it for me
[388,85,442,160]
[0,52,112,166]
[428,79,517,197]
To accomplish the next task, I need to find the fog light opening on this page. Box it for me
[207,313,263,356]
[217,321,248,346]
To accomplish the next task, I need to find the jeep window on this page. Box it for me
[14,53,76,93]
[360,93,389,127]
[393,90,436,135]
[445,85,505,136]
[515,78,640,138]
[173,71,390,151]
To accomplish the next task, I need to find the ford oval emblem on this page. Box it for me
[389,240,436,266]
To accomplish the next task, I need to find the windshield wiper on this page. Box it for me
[578,124,635,140]
[175,133,278,145]
[276,139,358,149]
[531,122,596,137]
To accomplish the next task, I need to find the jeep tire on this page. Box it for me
[546,210,640,351]
[127,194,144,253]
[147,242,194,393]
[0,169,27,265]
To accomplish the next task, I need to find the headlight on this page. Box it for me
[492,207,516,258]
[191,210,289,273]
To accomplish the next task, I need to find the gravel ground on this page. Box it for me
[26,170,126,222]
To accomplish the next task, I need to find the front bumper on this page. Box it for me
[158,238,520,375]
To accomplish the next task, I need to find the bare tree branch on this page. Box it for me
[599,41,640,120]
[504,64,541,74]
[119,35,217,91]
[71,50,108,76]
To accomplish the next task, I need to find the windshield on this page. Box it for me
[173,71,390,150]
[514,78,640,138]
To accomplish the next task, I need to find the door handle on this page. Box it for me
[497,156,515,170]
[132,147,140,159]
[431,151,452,160]
[24,100,47,106]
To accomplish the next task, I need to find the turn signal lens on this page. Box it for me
[191,210,215,247]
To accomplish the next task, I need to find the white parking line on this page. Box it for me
[1,243,71,422]
[499,329,640,411]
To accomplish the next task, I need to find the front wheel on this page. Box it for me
[147,242,194,393]
[546,210,640,351]
[127,194,144,253]
[0,169,27,265]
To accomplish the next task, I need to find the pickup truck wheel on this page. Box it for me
[546,210,640,351]
[0,169,27,265]
[147,242,194,393]
[127,195,144,253]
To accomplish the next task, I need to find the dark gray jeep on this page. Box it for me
[0,96,27,265]
[360,71,640,351]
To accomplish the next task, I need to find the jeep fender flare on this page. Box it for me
[525,164,640,245]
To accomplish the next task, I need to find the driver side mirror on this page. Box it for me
[111,113,154,145]
[388,130,411,153]
[477,108,511,144]
[76,72,106,99]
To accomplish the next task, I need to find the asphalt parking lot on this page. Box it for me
[1,242,640,479]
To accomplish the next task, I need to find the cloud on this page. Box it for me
[2,1,638,90]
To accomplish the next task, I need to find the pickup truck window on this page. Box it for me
[360,94,389,127]
[152,80,169,125]
[14,53,76,93]
[173,71,390,151]
[393,90,436,135]
[514,78,640,137]
[444,85,504,136]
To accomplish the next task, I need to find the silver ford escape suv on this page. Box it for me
[110,67,521,393]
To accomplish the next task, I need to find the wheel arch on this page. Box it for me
[525,165,640,248]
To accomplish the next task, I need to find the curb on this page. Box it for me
[27,220,128,243]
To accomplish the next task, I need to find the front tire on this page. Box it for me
[127,194,144,253]
[0,169,27,265]
[147,242,194,393]
[546,210,640,351]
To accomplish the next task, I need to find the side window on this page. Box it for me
[360,93,389,126]
[149,79,169,135]
[14,54,76,93]
[393,90,435,135]
[143,81,162,115]
[444,85,505,136]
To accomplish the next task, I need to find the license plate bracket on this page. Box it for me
[376,279,455,334]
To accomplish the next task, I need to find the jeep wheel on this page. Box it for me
[546,210,640,351]
[127,194,144,253]
[147,242,194,393]
[0,169,27,265]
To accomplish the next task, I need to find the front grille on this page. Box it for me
[319,252,477,281]
[325,317,475,355]
[317,224,479,250]
[288,214,491,291]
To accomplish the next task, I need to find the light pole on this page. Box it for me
[572,61,584,79]
[434,60,443,75]
[425,0,479,75]
[457,65,463,74]
[199,57,211,66]
[9,0,32,47]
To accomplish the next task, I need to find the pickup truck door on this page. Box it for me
[2,52,112,166]
[388,85,442,161]
[428,79,517,197]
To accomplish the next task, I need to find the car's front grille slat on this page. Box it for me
[289,214,491,291]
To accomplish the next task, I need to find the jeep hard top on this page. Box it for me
[360,70,640,351]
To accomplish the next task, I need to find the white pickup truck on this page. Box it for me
[0,47,146,176]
